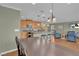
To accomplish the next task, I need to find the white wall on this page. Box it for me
[53,3,79,23]
[0,6,20,53]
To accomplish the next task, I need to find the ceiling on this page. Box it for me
[0,3,52,22]
[0,3,79,23]
[53,3,79,23]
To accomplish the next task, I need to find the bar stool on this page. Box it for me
[47,34,52,40]
[41,33,47,40]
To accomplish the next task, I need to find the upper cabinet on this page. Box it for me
[20,19,32,28]
[20,19,41,29]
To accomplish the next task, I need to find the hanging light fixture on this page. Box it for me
[53,17,56,23]
[51,11,56,23]
[47,17,51,22]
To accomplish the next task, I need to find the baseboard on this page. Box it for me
[0,49,17,56]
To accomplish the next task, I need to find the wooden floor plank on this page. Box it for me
[2,38,79,56]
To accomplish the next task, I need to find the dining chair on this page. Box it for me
[15,36,26,56]
[66,31,76,42]
[54,31,61,39]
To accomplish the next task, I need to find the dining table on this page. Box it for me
[19,37,79,56]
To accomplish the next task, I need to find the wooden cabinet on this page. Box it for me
[20,19,32,28]
[20,19,41,38]
[20,20,27,28]
[32,21,41,29]
[20,32,28,39]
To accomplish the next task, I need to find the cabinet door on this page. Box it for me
[20,32,28,39]
[20,20,27,28]
[20,20,32,28]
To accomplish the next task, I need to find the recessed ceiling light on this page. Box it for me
[32,3,36,5]
[49,9,52,13]
[67,3,71,5]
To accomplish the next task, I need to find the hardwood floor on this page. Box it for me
[2,50,18,56]
[2,38,79,56]
[51,39,79,52]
